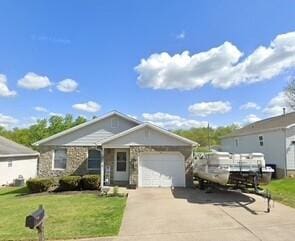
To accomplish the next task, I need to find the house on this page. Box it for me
[0,136,39,185]
[221,112,295,178]
[34,111,198,187]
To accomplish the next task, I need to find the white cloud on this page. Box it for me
[72,101,101,113]
[49,112,64,117]
[18,72,52,90]
[0,74,17,97]
[188,101,232,117]
[142,112,208,130]
[243,114,261,124]
[135,31,295,90]
[57,79,78,92]
[0,113,18,129]
[31,35,71,44]
[176,31,185,39]
[240,102,261,110]
[34,106,48,112]
[263,92,290,116]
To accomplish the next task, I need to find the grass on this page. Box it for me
[262,178,295,208]
[0,187,126,240]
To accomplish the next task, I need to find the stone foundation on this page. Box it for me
[129,146,194,187]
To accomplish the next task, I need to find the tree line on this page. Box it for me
[0,115,87,148]
[0,114,237,149]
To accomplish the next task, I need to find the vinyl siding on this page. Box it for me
[103,126,192,147]
[42,115,138,146]
[0,156,38,185]
[221,129,286,169]
[286,126,295,170]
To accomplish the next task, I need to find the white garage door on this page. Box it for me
[139,152,185,187]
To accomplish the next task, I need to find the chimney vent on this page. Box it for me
[283,107,286,115]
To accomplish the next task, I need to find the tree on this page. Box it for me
[0,114,87,148]
[285,77,295,109]
[174,124,238,148]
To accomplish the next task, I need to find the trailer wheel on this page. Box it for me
[199,179,205,190]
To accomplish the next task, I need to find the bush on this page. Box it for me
[81,175,100,190]
[59,176,82,191]
[26,178,54,193]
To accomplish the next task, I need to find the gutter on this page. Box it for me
[0,153,40,158]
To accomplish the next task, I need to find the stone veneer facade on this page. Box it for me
[38,146,99,177]
[38,145,193,187]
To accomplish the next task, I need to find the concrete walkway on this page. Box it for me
[117,188,295,241]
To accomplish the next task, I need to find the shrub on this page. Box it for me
[26,178,54,193]
[81,175,100,190]
[59,176,82,191]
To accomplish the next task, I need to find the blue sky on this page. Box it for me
[1,0,295,129]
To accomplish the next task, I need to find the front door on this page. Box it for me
[114,150,129,181]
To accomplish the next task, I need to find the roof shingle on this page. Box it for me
[0,136,39,157]
[224,112,295,138]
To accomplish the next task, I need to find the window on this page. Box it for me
[53,149,67,169]
[258,135,264,146]
[116,152,127,172]
[88,149,101,170]
[234,138,239,147]
[8,160,12,167]
[111,118,119,128]
[144,129,150,138]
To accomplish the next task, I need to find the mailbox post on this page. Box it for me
[25,205,45,241]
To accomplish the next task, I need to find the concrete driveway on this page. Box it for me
[117,188,295,241]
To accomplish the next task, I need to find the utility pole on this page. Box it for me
[207,122,210,151]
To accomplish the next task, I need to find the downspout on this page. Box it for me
[97,145,104,188]
[283,128,288,177]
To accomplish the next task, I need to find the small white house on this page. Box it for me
[0,136,39,186]
[221,112,295,178]
[34,111,198,188]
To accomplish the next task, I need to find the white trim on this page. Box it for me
[0,153,39,158]
[52,148,67,170]
[33,111,142,146]
[114,149,129,181]
[100,123,198,146]
[138,151,186,187]
[286,123,295,129]
[101,147,104,187]
[87,148,101,170]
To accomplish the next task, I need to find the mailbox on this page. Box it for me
[25,206,45,229]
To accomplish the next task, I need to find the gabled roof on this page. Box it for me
[33,111,142,146]
[223,112,295,138]
[0,136,39,157]
[100,123,198,146]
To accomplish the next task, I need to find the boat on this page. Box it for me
[194,151,274,188]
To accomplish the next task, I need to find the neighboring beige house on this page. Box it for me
[34,111,198,187]
[221,112,295,178]
[0,136,39,185]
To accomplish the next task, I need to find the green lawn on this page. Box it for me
[0,187,126,240]
[263,178,295,208]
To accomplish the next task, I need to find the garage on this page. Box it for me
[139,152,185,187]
